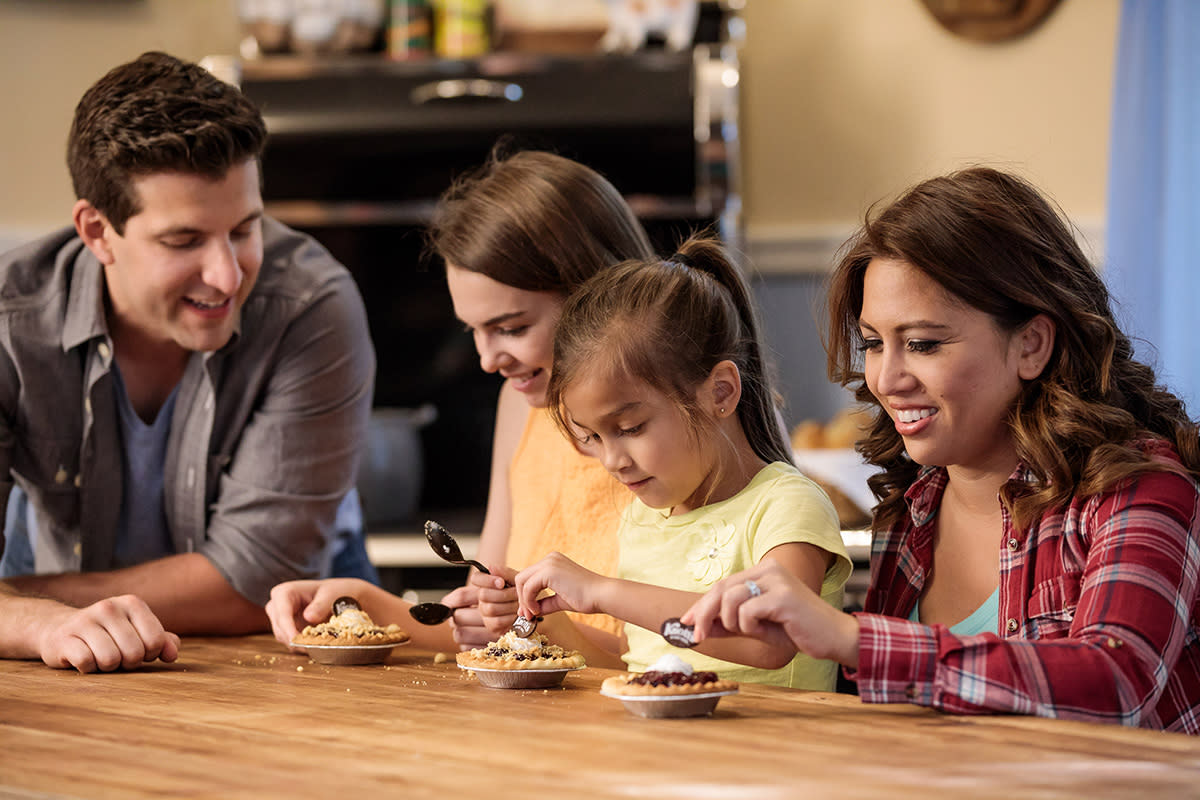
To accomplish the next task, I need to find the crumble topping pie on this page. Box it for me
[456,631,586,671]
[292,596,410,647]
[601,654,737,696]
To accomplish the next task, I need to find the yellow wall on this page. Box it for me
[0,0,1117,245]
[740,0,1119,241]
[0,0,241,234]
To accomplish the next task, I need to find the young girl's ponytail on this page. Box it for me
[668,236,793,467]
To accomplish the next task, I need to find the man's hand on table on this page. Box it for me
[38,594,180,673]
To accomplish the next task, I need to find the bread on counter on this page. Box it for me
[791,407,875,529]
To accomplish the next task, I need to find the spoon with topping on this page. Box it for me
[658,617,732,649]
[332,596,361,615]
[660,617,698,648]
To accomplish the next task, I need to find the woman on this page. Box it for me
[266,149,655,652]
[682,167,1200,732]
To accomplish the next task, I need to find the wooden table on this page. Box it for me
[2,635,1198,799]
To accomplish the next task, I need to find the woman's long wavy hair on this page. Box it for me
[827,167,1200,532]
[547,235,793,504]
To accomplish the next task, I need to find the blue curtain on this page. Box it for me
[1106,0,1200,411]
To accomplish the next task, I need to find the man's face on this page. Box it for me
[96,161,264,356]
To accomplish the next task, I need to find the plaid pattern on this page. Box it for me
[848,443,1200,733]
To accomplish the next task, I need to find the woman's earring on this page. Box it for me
[719,407,726,414]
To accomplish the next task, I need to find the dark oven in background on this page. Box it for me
[238,41,742,537]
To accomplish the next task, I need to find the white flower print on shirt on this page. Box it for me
[685,520,737,584]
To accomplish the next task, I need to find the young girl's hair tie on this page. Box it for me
[665,252,694,269]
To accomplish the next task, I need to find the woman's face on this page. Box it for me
[859,257,1027,479]
[445,264,564,408]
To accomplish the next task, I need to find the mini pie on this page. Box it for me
[601,669,737,697]
[456,631,585,671]
[292,597,410,647]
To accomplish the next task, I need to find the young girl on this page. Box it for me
[505,235,852,688]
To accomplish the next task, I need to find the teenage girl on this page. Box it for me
[265,149,654,652]
[499,235,852,688]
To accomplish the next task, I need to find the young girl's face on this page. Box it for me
[562,371,717,515]
[445,264,563,408]
[859,257,1026,478]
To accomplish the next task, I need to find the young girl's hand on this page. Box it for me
[462,566,520,637]
[514,552,609,619]
[681,560,860,667]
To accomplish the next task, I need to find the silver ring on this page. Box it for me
[745,579,762,598]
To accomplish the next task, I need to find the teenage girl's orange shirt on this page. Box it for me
[506,407,629,639]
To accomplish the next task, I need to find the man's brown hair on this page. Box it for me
[67,51,267,234]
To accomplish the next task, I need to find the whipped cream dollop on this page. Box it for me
[647,654,694,675]
[497,632,538,652]
[334,608,373,628]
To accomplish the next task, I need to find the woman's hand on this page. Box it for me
[681,560,860,667]
[265,578,374,650]
[461,566,520,639]
[514,552,610,620]
[37,594,180,673]
[440,581,492,649]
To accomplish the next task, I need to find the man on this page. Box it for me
[0,52,374,670]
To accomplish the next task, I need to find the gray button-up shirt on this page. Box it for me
[0,218,374,604]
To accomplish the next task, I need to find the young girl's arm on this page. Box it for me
[515,542,830,669]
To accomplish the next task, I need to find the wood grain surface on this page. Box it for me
[1,635,1198,799]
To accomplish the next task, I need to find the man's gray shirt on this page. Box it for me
[0,218,375,604]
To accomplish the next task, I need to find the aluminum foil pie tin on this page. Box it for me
[294,642,407,665]
[458,664,583,689]
[600,688,739,718]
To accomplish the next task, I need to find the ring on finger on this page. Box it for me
[745,579,763,598]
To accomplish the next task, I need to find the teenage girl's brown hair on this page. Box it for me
[427,149,655,293]
[547,235,793,480]
[827,167,1200,532]
[67,51,267,235]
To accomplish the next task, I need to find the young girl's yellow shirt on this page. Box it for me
[618,461,851,689]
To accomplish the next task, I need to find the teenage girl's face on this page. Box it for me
[445,264,563,408]
[562,371,717,516]
[859,257,1026,479]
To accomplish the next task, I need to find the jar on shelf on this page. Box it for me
[388,0,433,59]
[431,0,491,59]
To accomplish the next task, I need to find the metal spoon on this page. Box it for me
[332,596,361,615]
[422,519,541,636]
[660,616,732,648]
[660,617,698,648]
[424,519,489,573]
[409,601,454,625]
[406,520,482,626]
